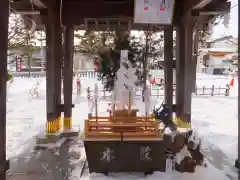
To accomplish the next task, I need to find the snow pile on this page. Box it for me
[175,146,192,164]
[163,129,206,173]
[85,163,230,180]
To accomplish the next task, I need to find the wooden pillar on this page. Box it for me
[175,22,185,118]
[183,14,193,123]
[175,13,193,128]
[53,16,63,132]
[0,0,9,178]
[45,4,63,133]
[45,12,57,133]
[164,25,173,117]
[63,26,74,129]
[235,0,240,169]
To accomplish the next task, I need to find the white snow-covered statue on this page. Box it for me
[113,50,138,110]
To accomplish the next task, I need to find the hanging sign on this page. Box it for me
[134,0,175,24]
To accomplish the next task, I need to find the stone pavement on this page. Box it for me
[5,136,238,180]
[7,138,86,180]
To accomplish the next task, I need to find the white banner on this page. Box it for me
[134,0,175,24]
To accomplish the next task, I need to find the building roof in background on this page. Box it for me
[207,35,236,43]
[200,47,236,53]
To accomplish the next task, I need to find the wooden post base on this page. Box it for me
[46,117,62,134]
[61,128,79,138]
[35,133,65,149]
[63,117,72,129]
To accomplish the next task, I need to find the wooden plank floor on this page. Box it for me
[7,138,86,180]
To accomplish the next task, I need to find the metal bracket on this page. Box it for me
[58,104,75,112]
[84,18,133,31]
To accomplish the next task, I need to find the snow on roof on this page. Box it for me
[225,52,238,59]
[200,48,236,53]
[206,35,234,43]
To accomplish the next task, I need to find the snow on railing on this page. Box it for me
[83,84,231,99]
[74,70,99,79]
[10,70,99,79]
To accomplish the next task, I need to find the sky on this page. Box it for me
[212,0,238,38]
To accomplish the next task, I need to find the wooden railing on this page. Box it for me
[85,84,231,99]
[195,84,230,96]
[11,70,99,79]
[74,70,99,79]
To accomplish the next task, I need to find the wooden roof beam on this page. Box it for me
[62,1,134,25]
[19,0,182,27]
[193,0,213,9]
[10,1,41,13]
[30,0,47,8]
[21,14,44,30]
[83,17,133,30]
[185,0,213,12]
[75,23,163,31]
[192,1,231,16]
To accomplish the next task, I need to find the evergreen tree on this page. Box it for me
[18,29,41,73]
[8,13,26,50]
[8,14,41,74]
[76,29,164,91]
[98,30,142,91]
[141,30,164,101]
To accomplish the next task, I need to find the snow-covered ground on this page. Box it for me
[6,74,238,179]
[83,164,232,180]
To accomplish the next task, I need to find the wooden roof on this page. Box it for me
[11,0,230,30]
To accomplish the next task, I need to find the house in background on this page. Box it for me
[8,47,95,72]
[8,47,46,72]
[73,53,94,71]
[197,35,237,74]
